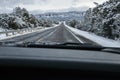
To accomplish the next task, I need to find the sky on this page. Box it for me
[0,0,108,13]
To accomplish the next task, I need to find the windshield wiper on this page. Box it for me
[59,42,97,46]
[14,41,104,51]
[19,42,120,54]
[1,41,120,54]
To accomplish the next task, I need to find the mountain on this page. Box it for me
[59,7,89,12]
[30,7,89,14]
[35,11,85,21]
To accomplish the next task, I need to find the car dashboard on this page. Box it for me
[0,47,120,79]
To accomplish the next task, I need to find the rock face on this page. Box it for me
[79,0,120,40]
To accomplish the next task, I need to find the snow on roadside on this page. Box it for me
[65,24,120,47]
[0,28,5,32]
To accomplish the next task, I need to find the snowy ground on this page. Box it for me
[65,24,120,47]
[0,28,5,32]
[0,26,57,41]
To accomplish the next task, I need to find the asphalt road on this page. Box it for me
[0,23,99,45]
[36,23,82,43]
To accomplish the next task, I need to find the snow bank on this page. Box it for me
[66,25,120,47]
[0,28,5,32]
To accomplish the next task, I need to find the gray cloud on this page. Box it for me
[0,0,108,13]
[0,0,47,7]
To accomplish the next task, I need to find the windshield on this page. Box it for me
[0,0,120,48]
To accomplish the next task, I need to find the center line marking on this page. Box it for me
[37,27,60,42]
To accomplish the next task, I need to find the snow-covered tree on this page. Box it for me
[0,7,46,30]
[80,0,120,40]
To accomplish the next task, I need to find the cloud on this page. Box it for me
[0,0,108,13]
[0,0,47,7]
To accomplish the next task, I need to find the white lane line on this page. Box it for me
[37,27,60,42]
[65,27,84,43]
[0,26,58,41]
[13,27,59,43]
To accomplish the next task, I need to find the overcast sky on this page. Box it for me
[0,0,108,13]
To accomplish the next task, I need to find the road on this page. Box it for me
[0,23,99,45]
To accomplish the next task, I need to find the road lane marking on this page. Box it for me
[16,28,55,43]
[37,27,60,42]
[65,27,84,43]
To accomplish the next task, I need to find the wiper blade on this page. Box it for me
[15,41,104,51]
[59,42,96,46]
[17,42,120,53]
[1,41,120,54]
[17,41,97,46]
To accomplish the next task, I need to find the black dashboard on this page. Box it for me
[0,47,120,79]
